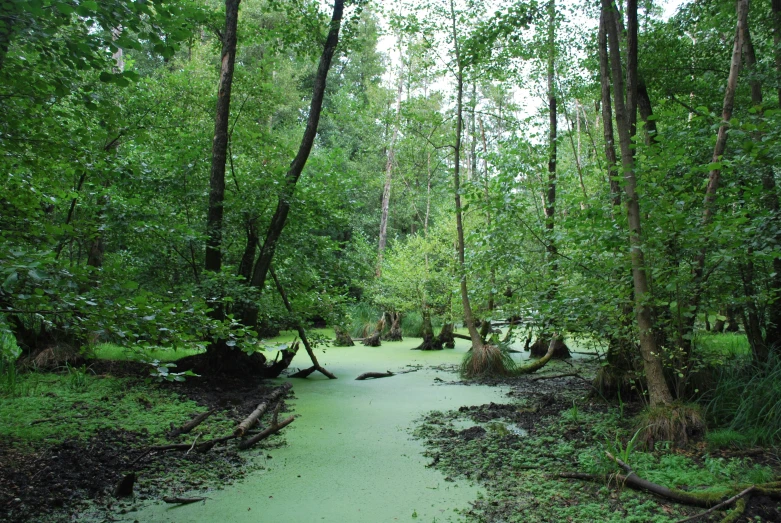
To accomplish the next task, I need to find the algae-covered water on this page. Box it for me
[125,337,512,523]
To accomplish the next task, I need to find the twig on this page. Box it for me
[186,435,200,455]
[675,486,755,523]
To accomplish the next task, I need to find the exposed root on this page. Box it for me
[636,403,705,448]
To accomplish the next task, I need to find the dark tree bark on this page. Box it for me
[603,0,673,406]
[743,18,781,354]
[636,77,657,145]
[245,0,344,328]
[415,309,443,350]
[205,0,241,274]
[437,322,456,349]
[773,0,781,106]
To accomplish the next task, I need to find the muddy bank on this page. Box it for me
[0,361,291,523]
[414,369,781,522]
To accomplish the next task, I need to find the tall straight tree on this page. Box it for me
[377,38,404,277]
[205,0,241,275]
[602,0,673,406]
[448,0,482,352]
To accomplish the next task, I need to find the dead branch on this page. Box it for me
[238,415,296,450]
[355,371,394,380]
[530,372,581,381]
[163,496,208,504]
[234,382,292,437]
[167,410,215,440]
[675,486,755,523]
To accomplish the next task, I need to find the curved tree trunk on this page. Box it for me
[437,322,456,349]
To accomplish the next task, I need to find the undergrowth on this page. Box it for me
[0,370,225,443]
[703,352,781,446]
[414,388,776,522]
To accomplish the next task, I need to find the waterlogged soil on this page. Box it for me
[0,361,287,523]
[414,369,781,523]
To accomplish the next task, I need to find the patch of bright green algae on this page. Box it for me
[0,372,203,443]
[125,337,509,522]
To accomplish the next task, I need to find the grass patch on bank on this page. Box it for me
[91,342,205,362]
[0,370,222,444]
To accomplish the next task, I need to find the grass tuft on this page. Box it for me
[460,344,515,379]
[635,403,705,448]
[703,352,781,446]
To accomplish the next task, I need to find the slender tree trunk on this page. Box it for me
[205,0,241,274]
[604,0,673,406]
[449,0,483,350]
[377,41,404,276]
[243,0,344,326]
[691,0,748,311]
[744,18,781,351]
[599,9,621,208]
[773,0,781,106]
[636,77,657,145]
[545,0,558,279]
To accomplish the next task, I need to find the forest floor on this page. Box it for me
[2,337,780,522]
[414,360,781,522]
[0,359,292,523]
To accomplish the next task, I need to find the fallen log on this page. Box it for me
[234,382,292,437]
[238,415,296,450]
[167,410,215,440]
[530,372,581,381]
[163,496,208,505]
[452,333,472,341]
[355,371,394,380]
[560,451,747,509]
[675,486,754,523]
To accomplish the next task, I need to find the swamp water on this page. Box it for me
[124,337,514,522]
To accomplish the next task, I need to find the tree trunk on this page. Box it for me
[437,322,455,349]
[333,326,354,347]
[377,40,404,276]
[743,18,781,352]
[545,0,558,286]
[416,309,443,350]
[449,0,483,351]
[600,27,621,209]
[636,77,657,145]
[773,0,781,107]
[383,312,403,341]
[243,0,344,326]
[205,0,241,274]
[603,0,673,406]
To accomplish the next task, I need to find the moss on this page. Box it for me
[0,371,210,444]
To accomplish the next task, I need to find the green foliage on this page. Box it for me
[145,359,199,383]
[703,353,781,445]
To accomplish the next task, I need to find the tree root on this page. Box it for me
[514,338,556,375]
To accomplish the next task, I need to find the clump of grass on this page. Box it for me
[635,402,705,448]
[703,353,781,446]
[694,332,750,358]
[460,344,515,379]
[347,302,381,338]
[705,429,750,450]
